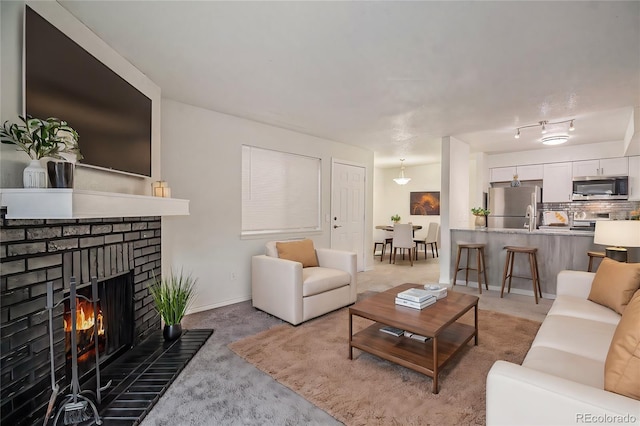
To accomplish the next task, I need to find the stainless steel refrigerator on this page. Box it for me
[487,186,541,230]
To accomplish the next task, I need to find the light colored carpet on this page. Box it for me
[229,304,541,426]
[140,257,551,425]
[360,257,552,322]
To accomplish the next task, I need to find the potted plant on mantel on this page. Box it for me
[471,207,491,229]
[0,115,82,188]
[150,269,197,341]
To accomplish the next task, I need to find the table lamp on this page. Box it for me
[594,220,640,262]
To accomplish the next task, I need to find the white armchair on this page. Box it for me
[251,240,357,325]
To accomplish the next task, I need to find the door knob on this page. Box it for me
[333,225,342,229]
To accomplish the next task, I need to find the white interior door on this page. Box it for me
[331,161,366,271]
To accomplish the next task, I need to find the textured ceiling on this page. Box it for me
[59,1,640,167]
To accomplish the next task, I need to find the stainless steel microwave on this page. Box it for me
[572,176,628,200]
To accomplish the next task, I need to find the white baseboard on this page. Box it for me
[186,295,252,315]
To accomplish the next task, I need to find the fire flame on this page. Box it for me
[64,298,104,335]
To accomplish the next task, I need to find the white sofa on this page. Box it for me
[487,270,640,425]
[251,241,357,325]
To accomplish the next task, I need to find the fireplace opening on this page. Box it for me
[64,272,135,386]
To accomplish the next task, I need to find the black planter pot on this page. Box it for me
[163,323,182,341]
[47,161,74,188]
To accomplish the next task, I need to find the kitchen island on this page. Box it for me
[450,227,639,297]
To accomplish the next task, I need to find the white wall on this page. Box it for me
[440,136,470,286]
[0,1,161,194]
[161,99,374,313]
[373,163,442,241]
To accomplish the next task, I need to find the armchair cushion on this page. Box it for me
[275,239,319,267]
[302,267,351,297]
[605,290,640,400]
[588,258,640,314]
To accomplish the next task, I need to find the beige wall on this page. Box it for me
[161,99,374,313]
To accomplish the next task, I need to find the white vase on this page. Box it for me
[474,215,486,229]
[23,159,47,188]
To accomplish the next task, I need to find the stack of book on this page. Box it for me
[395,288,437,310]
[423,284,448,299]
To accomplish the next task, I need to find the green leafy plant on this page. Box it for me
[471,207,491,216]
[391,214,401,222]
[150,269,197,326]
[0,115,82,160]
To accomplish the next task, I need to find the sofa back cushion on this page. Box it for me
[588,258,640,315]
[275,239,319,268]
[604,290,640,400]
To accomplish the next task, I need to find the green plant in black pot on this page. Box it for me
[0,115,82,188]
[150,269,197,341]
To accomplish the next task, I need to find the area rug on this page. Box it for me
[228,306,540,426]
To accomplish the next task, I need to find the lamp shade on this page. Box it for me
[594,221,640,248]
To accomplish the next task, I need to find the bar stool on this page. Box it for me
[501,246,542,304]
[453,242,488,293]
[587,251,605,272]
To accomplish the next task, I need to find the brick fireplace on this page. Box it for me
[0,214,162,425]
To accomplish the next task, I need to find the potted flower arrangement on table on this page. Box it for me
[471,207,491,229]
[391,214,401,225]
[150,269,197,341]
[0,115,82,188]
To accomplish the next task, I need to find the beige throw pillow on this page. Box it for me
[588,258,640,314]
[604,290,640,400]
[276,239,319,268]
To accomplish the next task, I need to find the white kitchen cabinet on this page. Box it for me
[490,166,517,183]
[490,165,543,182]
[572,160,599,177]
[543,162,572,202]
[516,164,544,181]
[629,156,640,201]
[572,157,628,177]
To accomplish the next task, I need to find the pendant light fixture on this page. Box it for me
[393,159,411,185]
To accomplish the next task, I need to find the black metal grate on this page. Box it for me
[91,329,213,425]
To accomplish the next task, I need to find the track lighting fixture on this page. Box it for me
[514,118,575,145]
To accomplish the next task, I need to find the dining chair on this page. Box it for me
[373,229,393,262]
[392,223,414,266]
[414,222,439,259]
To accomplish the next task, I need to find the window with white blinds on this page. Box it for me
[241,145,321,235]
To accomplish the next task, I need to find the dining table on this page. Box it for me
[375,224,423,234]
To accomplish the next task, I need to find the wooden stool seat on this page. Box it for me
[453,242,489,294]
[501,245,542,304]
[587,251,605,272]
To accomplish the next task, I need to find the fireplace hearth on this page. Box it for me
[1,215,163,426]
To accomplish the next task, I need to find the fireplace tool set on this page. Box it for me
[44,277,109,426]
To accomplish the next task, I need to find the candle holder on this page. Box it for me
[152,181,171,198]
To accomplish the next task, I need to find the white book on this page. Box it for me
[404,331,431,342]
[423,285,448,300]
[395,297,436,309]
[396,288,435,303]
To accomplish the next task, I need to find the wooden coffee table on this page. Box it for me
[348,283,479,393]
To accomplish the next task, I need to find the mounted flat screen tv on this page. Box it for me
[24,6,152,177]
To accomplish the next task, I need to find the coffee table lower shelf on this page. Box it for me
[350,321,475,392]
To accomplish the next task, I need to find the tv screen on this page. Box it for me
[24,6,152,177]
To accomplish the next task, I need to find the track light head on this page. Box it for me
[569,120,575,131]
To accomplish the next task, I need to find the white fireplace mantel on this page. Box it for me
[0,189,189,219]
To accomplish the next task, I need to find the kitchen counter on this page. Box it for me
[452,227,594,237]
[450,227,638,297]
